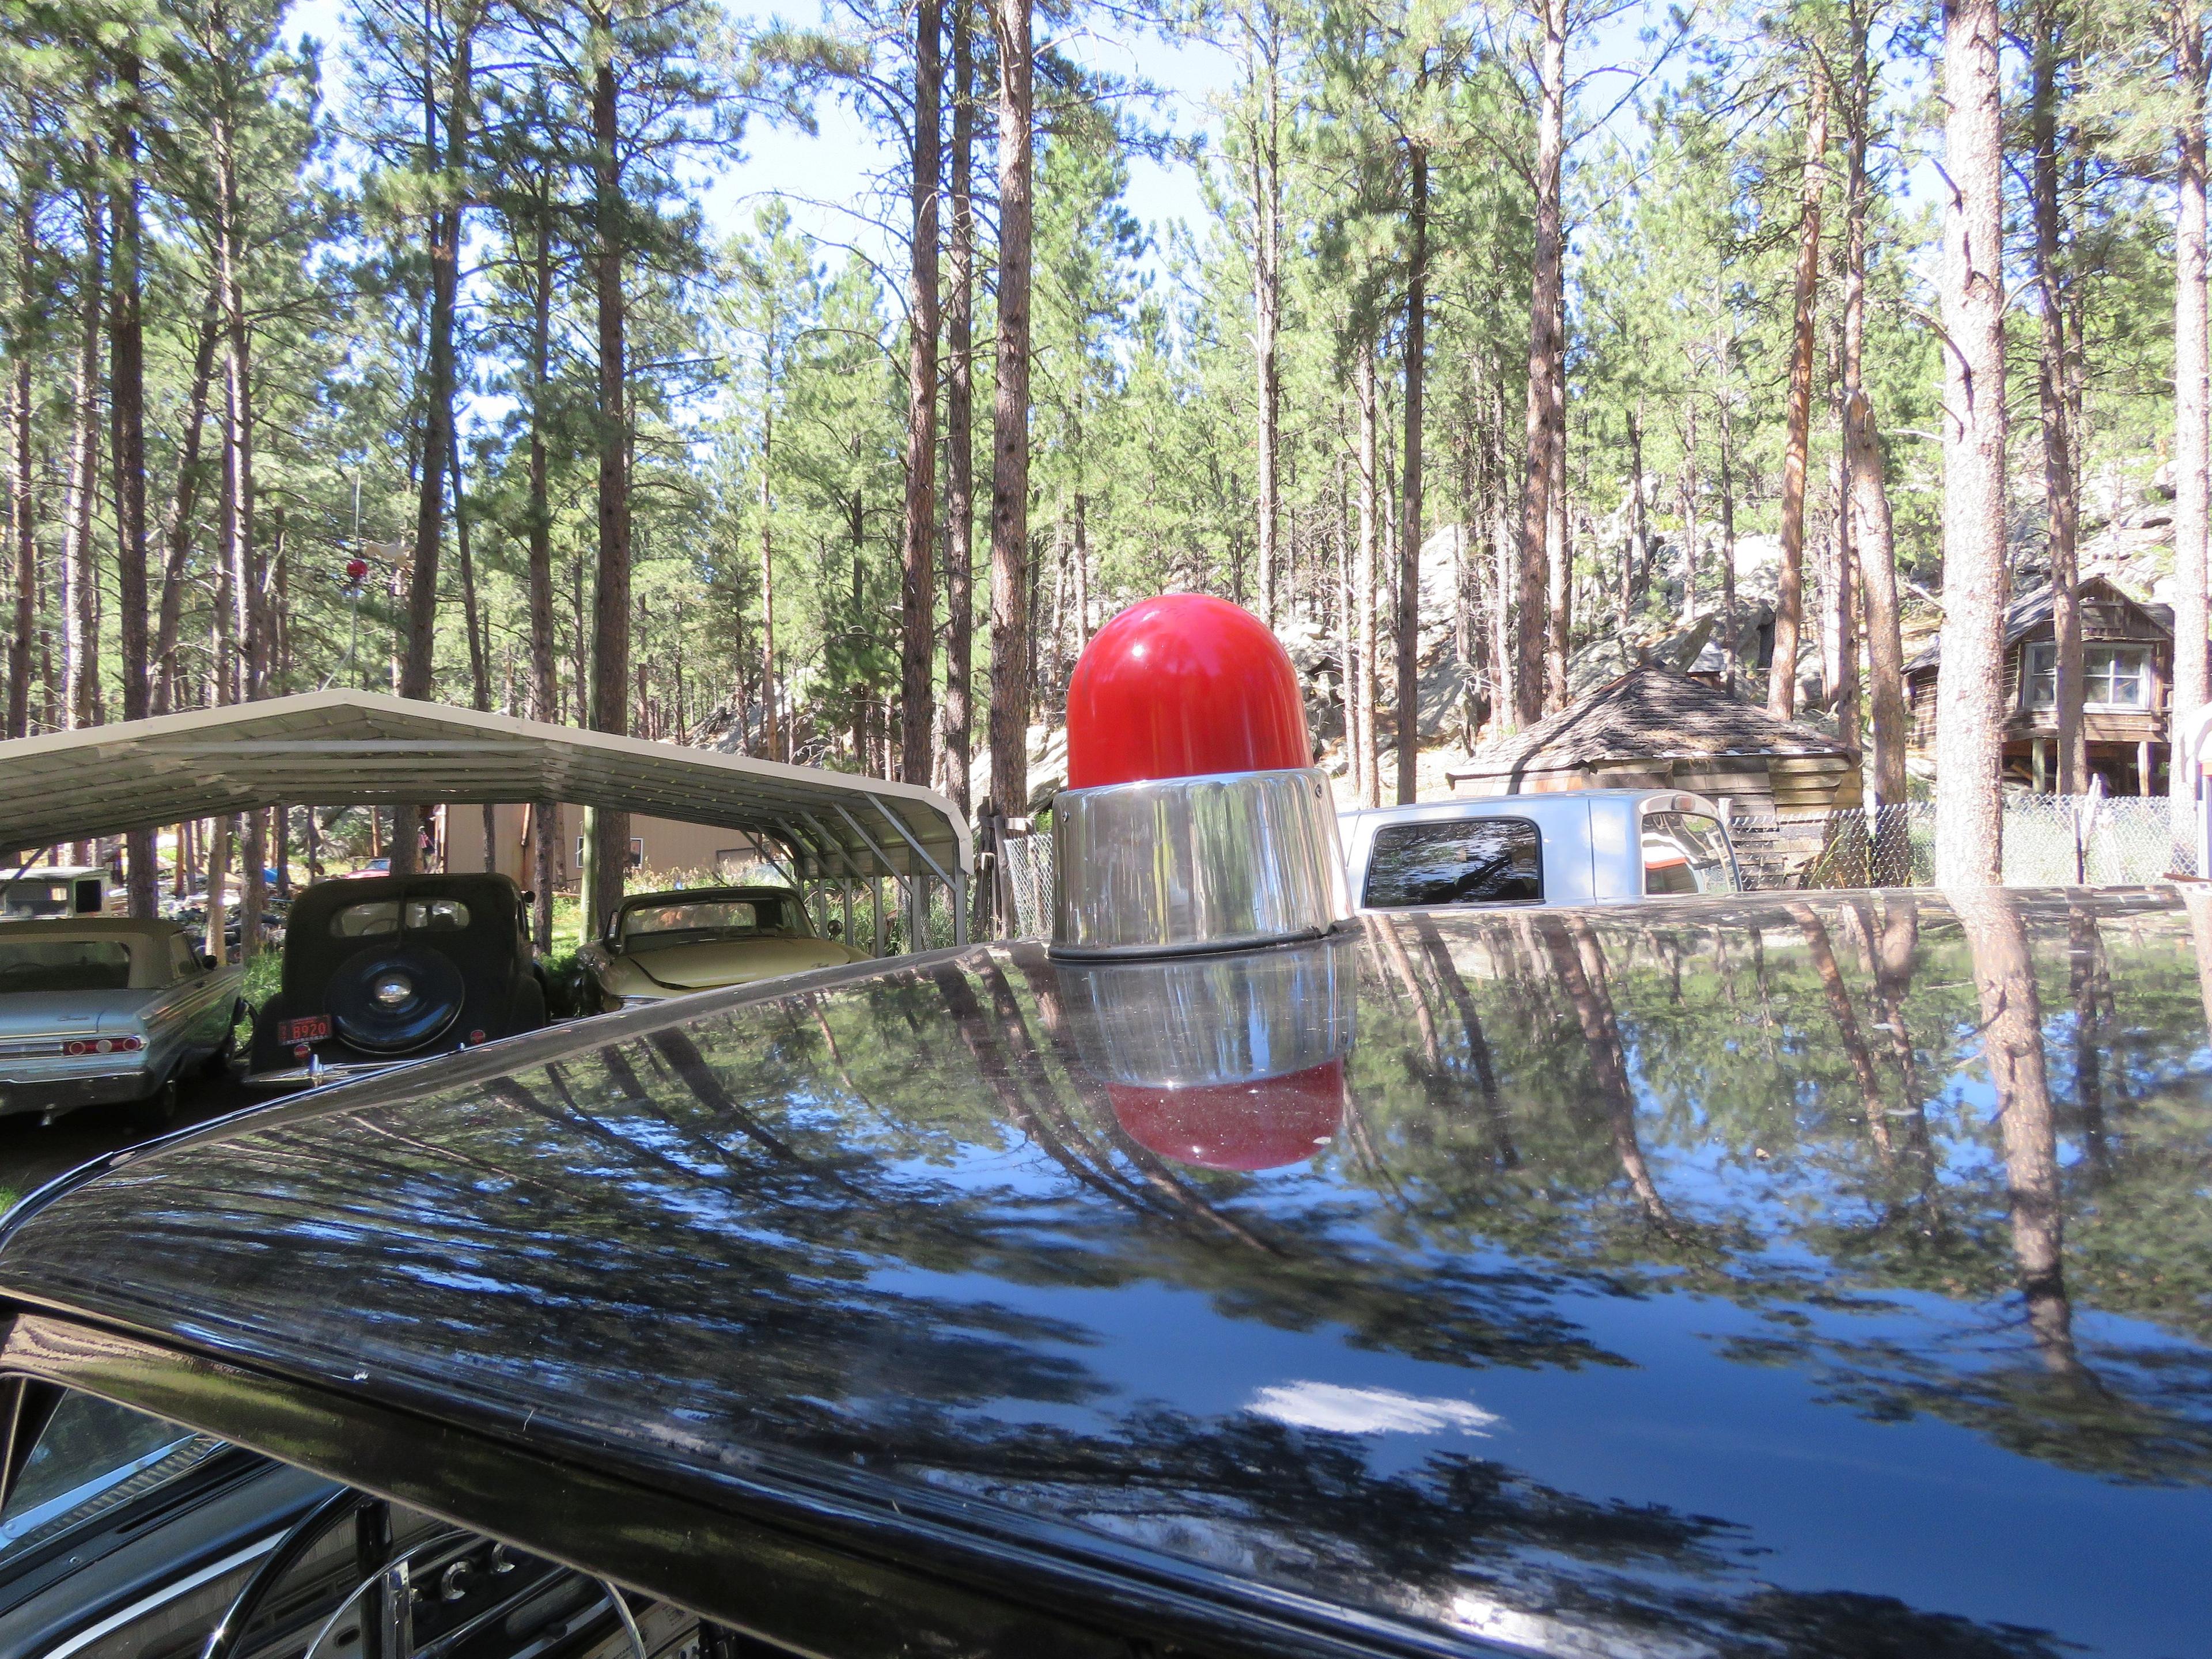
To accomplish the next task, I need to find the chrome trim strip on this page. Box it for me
[48,1531,281,1659]
[1050,768,1351,958]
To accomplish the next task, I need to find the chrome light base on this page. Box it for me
[1049,767,1351,958]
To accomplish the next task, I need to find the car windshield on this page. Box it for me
[331,899,472,938]
[620,897,795,944]
[1363,819,1543,907]
[0,938,133,993]
[1642,810,1736,895]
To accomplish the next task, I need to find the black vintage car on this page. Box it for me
[245,874,548,1088]
[0,887,2204,1658]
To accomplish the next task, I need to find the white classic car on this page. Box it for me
[0,917,244,1123]
[578,885,872,1013]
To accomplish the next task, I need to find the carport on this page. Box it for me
[0,690,972,950]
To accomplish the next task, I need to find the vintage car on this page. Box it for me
[0,886,2202,1658]
[1339,788,1740,911]
[576,885,872,1013]
[0,866,109,921]
[244,874,548,1089]
[0,917,242,1123]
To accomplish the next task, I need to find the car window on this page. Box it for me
[621,898,792,941]
[2,880,75,918]
[0,939,134,993]
[333,900,400,938]
[1642,810,1736,895]
[169,933,200,979]
[0,1392,218,1559]
[331,899,471,938]
[1362,820,1543,907]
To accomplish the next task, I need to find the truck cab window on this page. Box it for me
[1362,820,1543,908]
[1641,811,1736,895]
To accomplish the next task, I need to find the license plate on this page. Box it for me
[278,1014,331,1045]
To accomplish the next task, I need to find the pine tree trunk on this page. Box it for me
[758,382,778,762]
[1397,142,1428,804]
[1768,77,1827,720]
[110,43,155,915]
[7,203,35,740]
[2031,0,2082,795]
[900,0,942,789]
[987,0,1035,842]
[1933,0,2009,886]
[150,290,220,717]
[62,193,104,733]
[2171,9,2208,841]
[1252,2,1282,627]
[1842,4,1907,812]
[1544,302,1569,714]
[1355,342,1380,808]
[588,16,632,931]
[944,0,976,820]
[1514,0,1564,730]
[526,188,558,950]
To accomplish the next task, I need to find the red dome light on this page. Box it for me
[1066,594,1310,789]
[1108,1059,1344,1172]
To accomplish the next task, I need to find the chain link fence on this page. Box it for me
[1736,794,2194,892]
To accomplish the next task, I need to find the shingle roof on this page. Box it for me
[1905,577,2172,675]
[1454,664,1850,779]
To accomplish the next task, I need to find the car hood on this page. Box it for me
[2,889,2209,1658]
[610,935,869,991]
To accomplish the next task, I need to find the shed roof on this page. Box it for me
[0,691,969,885]
[1453,664,1850,783]
[1905,576,2173,676]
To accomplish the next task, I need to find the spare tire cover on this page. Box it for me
[327,945,466,1054]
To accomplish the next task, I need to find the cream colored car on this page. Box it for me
[579,886,871,1012]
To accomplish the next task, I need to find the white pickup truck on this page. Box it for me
[1339,788,1741,912]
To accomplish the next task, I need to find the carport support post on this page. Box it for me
[873,877,885,957]
[953,871,968,947]
[842,881,853,946]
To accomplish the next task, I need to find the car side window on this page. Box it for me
[1641,810,1736,895]
[0,1391,217,1559]
[1363,820,1543,907]
[170,934,201,980]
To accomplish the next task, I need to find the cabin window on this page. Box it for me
[1363,820,1543,908]
[1641,811,1737,896]
[2025,642,2152,710]
[0,1392,217,1560]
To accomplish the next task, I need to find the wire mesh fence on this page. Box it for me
[1734,794,2194,892]
[991,830,1057,940]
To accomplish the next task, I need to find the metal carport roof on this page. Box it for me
[0,691,971,893]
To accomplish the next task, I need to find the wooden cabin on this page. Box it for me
[1447,665,1861,817]
[1904,577,2172,796]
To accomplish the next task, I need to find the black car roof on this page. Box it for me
[1,888,2207,1658]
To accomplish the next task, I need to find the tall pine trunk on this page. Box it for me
[1355,342,1380,808]
[62,192,104,734]
[900,0,942,788]
[7,203,36,740]
[942,0,976,817]
[1397,142,1427,804]
[586,10,632,933]
[111,43,155,914]
[2031,0,2082,794]
[2171,9,2208,840]
[1513,0,1564,730]
[1767,77,1827,720]
[987,0,1035,847]
[526,184,558,952]
[151,291,220,715]
[1933,0,2009,885]
[1842,1,1907,811]
[1251,1,1282,627]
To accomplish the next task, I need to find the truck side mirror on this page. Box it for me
[826,917,843,938]
[202,953,219,970]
